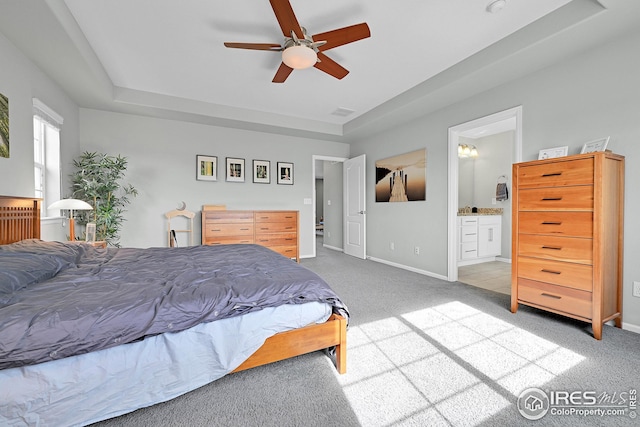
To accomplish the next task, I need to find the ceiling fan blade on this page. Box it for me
[224,42,282,51]
[272,62,294,83]
[313,23,370,51]
[269,0,304,39]
[314,52,349,80]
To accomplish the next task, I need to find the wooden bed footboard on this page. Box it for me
[232,313,347,374]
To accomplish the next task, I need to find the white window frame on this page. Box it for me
[33,98,63,218]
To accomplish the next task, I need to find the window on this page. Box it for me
[33,98,62,217]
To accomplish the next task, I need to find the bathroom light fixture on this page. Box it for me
[458,144,479,158]
[48,198,93,241]
[282,45,317,70]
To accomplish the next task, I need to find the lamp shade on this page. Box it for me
[48,198,93,211]
[282,45,317,70]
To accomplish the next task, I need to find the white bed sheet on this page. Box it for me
[0,301,332,427]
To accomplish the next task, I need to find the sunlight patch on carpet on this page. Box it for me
[334,301,585,427]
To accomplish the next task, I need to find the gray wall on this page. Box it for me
[0,31,80,198]
[77,109,350,255]
[351,28,640,329]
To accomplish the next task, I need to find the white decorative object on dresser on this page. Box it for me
[457,215,502,265]
[511,151,624,340]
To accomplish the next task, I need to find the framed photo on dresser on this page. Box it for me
[580,137,609,154]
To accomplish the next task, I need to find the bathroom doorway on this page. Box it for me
[447,107,523,289]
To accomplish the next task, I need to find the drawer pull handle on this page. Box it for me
[240,228,249,231]
[542,246,562,250]
[541,292,562,299]
[541,269,561,275]
[465,233,477,236]
[542,221,562,225]
[542,197,563,201]
[541,172,562,177]
[465,250,476,253]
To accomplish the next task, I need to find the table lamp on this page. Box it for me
[48,198,93,241]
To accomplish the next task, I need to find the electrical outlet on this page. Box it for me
[633,281,640,297]
[390,242,395,250]
[327,231,331,238]
[414,246,420,255]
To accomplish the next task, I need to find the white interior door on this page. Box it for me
[344,154,366,259]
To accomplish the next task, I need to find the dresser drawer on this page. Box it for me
[255,222,297,233]
[204,236,254,245]
[518,186,593,211]
[518,234,592,264]
[204,223,254,236]
[255,211,297,223]
[518,256,592,291]
[517,158,593,188]
[265,245,298,258]
[255,233,297,246]
[517,278,592,320]
[204,211,254,223]
[518,211,593,238]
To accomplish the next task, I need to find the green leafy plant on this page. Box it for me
[70,151,138,247]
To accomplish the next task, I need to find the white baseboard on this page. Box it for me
[322,244,343,252]
[367,256,448,281]
[622,322,640,335]
[496,257,512,263]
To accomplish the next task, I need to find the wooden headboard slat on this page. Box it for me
[0,196,42,245]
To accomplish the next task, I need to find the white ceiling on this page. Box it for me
[1,0,638,142]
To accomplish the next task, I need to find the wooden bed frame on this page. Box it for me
[0,195,346,374]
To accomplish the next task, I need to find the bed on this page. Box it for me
[0,195,348,426]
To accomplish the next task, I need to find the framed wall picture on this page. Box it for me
[226,157,245,182]
[538,146,568,160]
[277,162,294,185]
[0,92,8,158]
[253,159,270,184]
[581,137,610,154]
[196,155,217,181]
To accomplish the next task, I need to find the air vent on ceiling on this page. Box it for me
[331,107,355,117]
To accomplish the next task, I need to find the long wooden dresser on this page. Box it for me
[511,151,624,339]
[202,209,299,262]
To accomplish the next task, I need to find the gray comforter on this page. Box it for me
[0,240,348,370]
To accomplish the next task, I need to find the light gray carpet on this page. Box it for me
[93,239,640,426]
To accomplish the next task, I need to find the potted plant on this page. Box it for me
[70,151,138,247]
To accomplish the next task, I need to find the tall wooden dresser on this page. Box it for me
[511,152,624,339]
[201,210,299,262]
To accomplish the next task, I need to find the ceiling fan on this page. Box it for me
[224,0,370,83]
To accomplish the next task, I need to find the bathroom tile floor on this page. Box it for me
[458,261,511,295]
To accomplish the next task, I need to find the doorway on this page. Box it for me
[447,106,523,284]
[311,155,347,258]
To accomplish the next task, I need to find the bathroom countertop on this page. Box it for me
[457,208,503,216]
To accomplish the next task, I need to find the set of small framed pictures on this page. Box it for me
[537,137,610,160]
[196,155,293,185]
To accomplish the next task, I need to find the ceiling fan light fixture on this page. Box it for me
[282,45,317,70]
